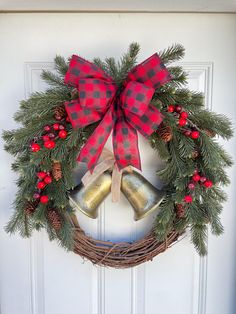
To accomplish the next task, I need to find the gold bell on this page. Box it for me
[69,172,112,219]
[121,170,165,221]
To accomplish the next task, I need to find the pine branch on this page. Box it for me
[41,70,65,88]
[54,55,68,76]
[190,110,234,139]
[159,44,185,64]
[93,58,107,72]
[104,57,119,81]
[191,224,208,256]
[166,66,188,87]
[155,198,175,241]
[117,42,140,84]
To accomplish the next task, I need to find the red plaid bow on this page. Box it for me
[64,53,171,171]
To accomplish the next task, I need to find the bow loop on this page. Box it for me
[64,56,116,130]
[64,55,113,87]
[120,81,155,116]
[78,78,117,109]
[126,53,171,89]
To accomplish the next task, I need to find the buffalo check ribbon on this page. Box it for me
[64,53,171,171]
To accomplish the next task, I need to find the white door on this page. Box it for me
[0,13,235,314]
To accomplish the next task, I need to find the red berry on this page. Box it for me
[180,111,188,119]
[184,130,192,137]
[44,125,51,132]
[188,182,195,190]
[193,169,199,175]
[178,118,187,126]
[58,130,67,139]
[48,133,56,139]
[37,171,47,179]
[191,131,200,139]
[37,181,46,189]
[184,195,193,203]
[44,176,52,184]
[192,174,201,182]
[175,105,182,113]
[42,135,50,141]
[31,143,41,152]
[59,125,65,130]
[204,180,213,188]
[44,140,56,149]
[200,176,207,183]
[167,105,175,113]
[53,123,60,131]
[40,195,49,204]
[33,193,41,199]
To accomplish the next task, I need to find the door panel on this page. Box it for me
[0,13,235,314]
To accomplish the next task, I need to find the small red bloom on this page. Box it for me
[167,105,175,113]
[184,195,193,203]
[180,111,188,119]
[188,182,195,190]
[178,118,187,126]
[192,174,201,182]
[31,143,41,152]
[184,130,192,137]
[53,123,60,131]
[44,176,52,184]
[204,180,213,188]
[58,130,68,139]
[43,125,51,132]
[37,181,46,189]
[37,171,47,179]
[191,131,200,139]
[44,140,56,149]
[33,193,41,199]
[175,105,182,113]
[200,176,207,183]
[42,135,50,141]
[40,195,49,204]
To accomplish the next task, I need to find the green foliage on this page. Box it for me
[2,43,234,256]
[159,44,185,64]
[94,42,140,87]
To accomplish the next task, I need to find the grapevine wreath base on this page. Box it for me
[3,43,233,268]
[71,214,180,268]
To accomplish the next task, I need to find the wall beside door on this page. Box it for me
[0,13,235,314]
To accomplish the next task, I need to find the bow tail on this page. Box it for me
[113,116,141,170]
[77,108,114,171]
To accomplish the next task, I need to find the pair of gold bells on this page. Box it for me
[69,170,165,221]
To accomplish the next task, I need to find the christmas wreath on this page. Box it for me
[3,43,233,268]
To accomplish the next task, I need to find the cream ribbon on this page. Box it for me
[81,148,132,202]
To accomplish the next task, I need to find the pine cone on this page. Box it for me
[54,104,67,120]
[175,203,185,218]
[24,200,38,215]
[205,129,216,138]
[52,161,62,181]
[191,150,199,159]
[47,209,62,231]
[157,124,173,142]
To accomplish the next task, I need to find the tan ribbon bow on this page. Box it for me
[81,148,132,202]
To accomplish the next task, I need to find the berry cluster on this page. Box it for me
[184,169,213,204]
[30,123,68,152]
[167,104,200,139]
[33,171,53,204]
